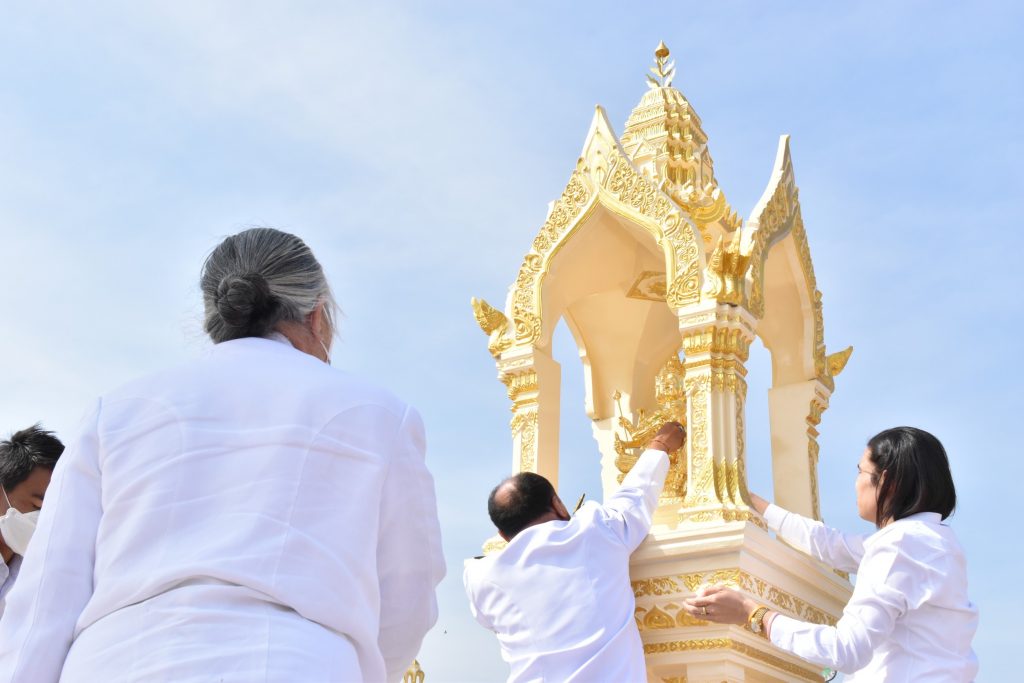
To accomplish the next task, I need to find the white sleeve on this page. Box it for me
[597,449,669,552]
[764,503,866,573]
[0,399,104,683]
[769,534,910,673]
[376,406,446,682]
[462,563,494,631]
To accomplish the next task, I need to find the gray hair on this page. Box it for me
[201,227,337,343]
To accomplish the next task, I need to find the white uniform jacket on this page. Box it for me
[0,555,20,620]
[464,448,669,683]
[0,336,446,683]
[765,504,978,681]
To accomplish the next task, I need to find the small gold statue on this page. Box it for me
[613,350,687,499]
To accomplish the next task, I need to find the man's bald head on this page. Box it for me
[488,472,559,540]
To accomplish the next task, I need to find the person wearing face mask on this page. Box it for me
[464,422,686,683]
[0,425,64,618]
[682,426,978,682]
[0,228,445,683]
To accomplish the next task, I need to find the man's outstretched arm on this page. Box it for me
[600,422,685,552]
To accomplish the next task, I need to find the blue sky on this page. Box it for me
[1,2,1021,680]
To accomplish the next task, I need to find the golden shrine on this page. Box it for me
[472,43,853,682]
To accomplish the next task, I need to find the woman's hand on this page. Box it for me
[748,492,770,516]
[681,585,758,625]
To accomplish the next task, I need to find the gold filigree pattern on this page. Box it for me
[633,568,838,627]
[510,170,593,344]
[643,639,820,681]
[643,604,677,629]
[809,438,822,521]
[501,369,539,410]
[745,142,797,318]
[510,410,538,472]
[601,152,703,308]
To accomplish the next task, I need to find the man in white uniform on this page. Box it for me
[464,421,685,682]
[0,425,64,618]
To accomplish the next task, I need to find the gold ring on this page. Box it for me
[701,606,707,617]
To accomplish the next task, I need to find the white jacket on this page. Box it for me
[0,336,445,683]
[765,504,978,681]
[464,449,668,683]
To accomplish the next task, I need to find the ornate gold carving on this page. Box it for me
[501,369,539,410]
[701,231,751,305]
[826,345,853,377]
[809,438,822,521]
[633,576,682,597]
[402,659,425,683]
[623,42,740,235]
[471,297,513,358]
[643,639,820,681]
[682,373,712,509]
[613,350,687,500]
[746,141,797,318]
[626,270,667,302]
[681,327,750,360]
[510,170,593,345]
[643,604,677,630]
[601,153,703,309]
[661,678,687,683]
[510,410,538,472]
[633,569,837,628]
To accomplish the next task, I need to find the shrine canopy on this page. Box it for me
[473,41,850,523]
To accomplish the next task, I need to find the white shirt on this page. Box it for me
[464,448,669,683]
[0,336,446,683]
[764,504,978,681]
[0,555,21,619]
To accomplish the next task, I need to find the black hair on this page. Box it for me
[866,426,956,527]
[0,424,64,491]
[487,472,557,539]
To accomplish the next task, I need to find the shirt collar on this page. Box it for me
[900,511,945,524]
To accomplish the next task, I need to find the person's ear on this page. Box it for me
[551,494,570,521]
[308,301,327,341]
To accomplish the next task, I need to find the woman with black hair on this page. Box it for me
[683,426,978,682]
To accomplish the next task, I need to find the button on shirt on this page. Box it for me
[464,449,669,683]
[0,555,21,618]
[764,504,979,681]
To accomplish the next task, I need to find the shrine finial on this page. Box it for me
[646,41,675,89]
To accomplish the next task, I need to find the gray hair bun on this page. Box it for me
[215,272,277,336]
[200,227,337,344]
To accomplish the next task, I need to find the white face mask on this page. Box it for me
[319,338,332,366]
[0,488,39,556]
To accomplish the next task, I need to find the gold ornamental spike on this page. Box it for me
[647,40,676,89]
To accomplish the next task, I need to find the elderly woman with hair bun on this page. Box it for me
[0,228,446,683]
[683,426,978,681]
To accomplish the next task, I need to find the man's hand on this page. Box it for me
[648,421,686,453]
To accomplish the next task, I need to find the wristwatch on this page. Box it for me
[748,606,770,636]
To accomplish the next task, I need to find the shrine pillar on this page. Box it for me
[676,304,759,525]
